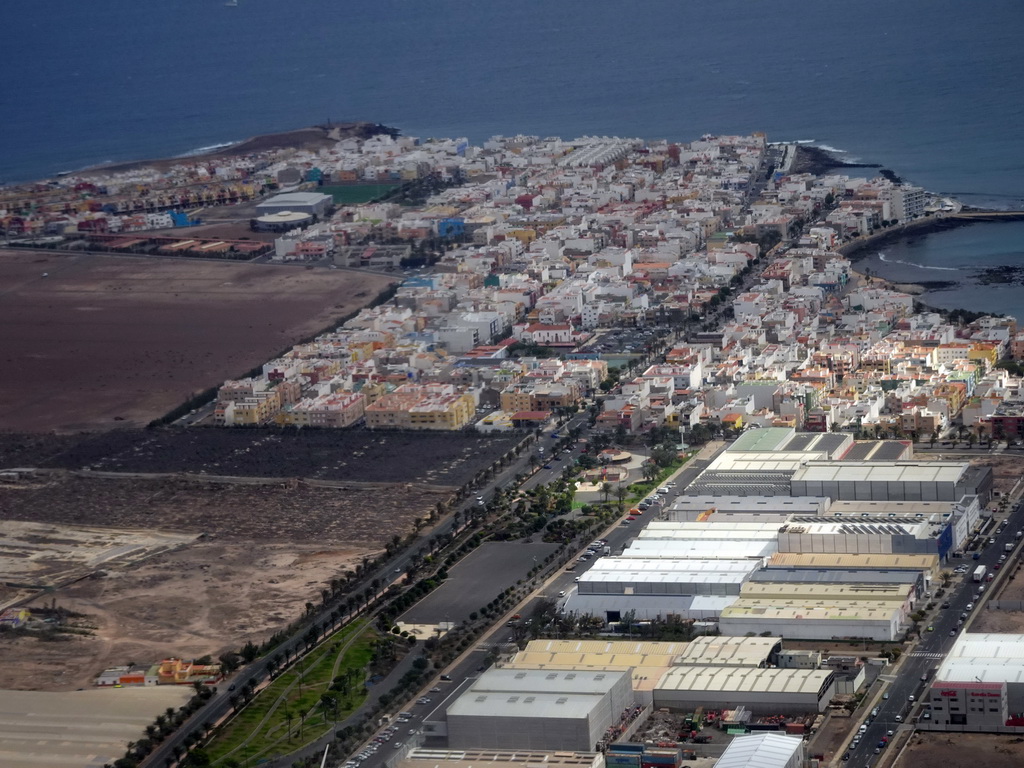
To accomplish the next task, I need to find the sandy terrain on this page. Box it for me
[0,249,395,431]
[0,687,191,768]
[3,539,368,691]
[0,471,453,690]
[0,519,197,609]
[894,731,1024,768]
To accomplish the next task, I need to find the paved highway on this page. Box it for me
[844,500,1024,768]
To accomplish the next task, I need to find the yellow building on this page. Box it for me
[366,384,475,431]
[505,228,538,245]
[968,343,998,369]
[227,390,282,425]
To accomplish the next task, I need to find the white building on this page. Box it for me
[654,667,836,714]
[444,668,634,751]
[922,633,1024,733]
[715,733,805,768]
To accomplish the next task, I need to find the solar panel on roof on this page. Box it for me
[874,442,908,461]
[843,443,875,461]
[781,434,816,451]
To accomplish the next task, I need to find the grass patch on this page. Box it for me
[207,620,378,766]
[626,456,690,502]
[322,184,399,205]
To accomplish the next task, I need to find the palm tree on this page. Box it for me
[601,482,612,504]
[615,485,629,514]
[283,708,295,739]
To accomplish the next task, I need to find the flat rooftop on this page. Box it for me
[721,599,901,621]
[936,633,1024,684]
[739,582,914,601]
[791,461,967,484]
[401,749,603,768]
[668,496,831,515]
[766,552,938,571]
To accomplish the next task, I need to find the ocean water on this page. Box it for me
[3,0,1023,311]
[858,221,1024,319]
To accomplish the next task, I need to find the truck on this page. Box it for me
[973,565,987,583]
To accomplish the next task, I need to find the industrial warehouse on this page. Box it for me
[421,635,836,760]
[921,633,1024,733]
[442,668,635,751]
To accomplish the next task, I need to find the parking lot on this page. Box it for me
[399,541,560,627]
[587,326,672,356]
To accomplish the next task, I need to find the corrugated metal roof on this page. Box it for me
[791,462,966,484]
[657,666,832,696]
[714,733,804,768]
[767,552,938,570]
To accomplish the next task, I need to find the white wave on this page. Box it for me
[877,252,959,272]
[177,141,238,158]
[814,143,848,154]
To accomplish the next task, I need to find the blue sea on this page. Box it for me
[3,0,1023,314]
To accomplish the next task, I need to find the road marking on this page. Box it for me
[908,652,946,659]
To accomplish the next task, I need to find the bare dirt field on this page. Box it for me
[31,428,521,485]
[970,454,1024,497]
[971,558,1024,633]
[0,519,197,609]
[0,471,458,690]
[0,473,445,543]
[0,687,191,768]
[3,539,368,691]
[894,731,1024,768]
[0,249,395,431]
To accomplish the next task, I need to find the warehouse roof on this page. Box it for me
[447,668,631,720]
[675,635,781,667]
[447,691,606,720]
[668,496,830,515]
[747,568,921,586]
[656,666,833,696]
[583,558,760,583]
[720,599,901,622]
[561,593,736,622]
[401,749,603,768]
[466,668,628,695]
[777,520,932,537]
[715,732,804,768]
[517,640,690,657]
[729,428,795,453]
[936,633,1024,685]
[507,641,687,690]
[791,462,967,484]
[766,553,938,571]
[684,469,794,496]
[620,540,777,560]
[739,582,914,601]
[642,521,785,536]
[824,500,961,517]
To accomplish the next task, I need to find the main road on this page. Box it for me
[844,499,1024,768]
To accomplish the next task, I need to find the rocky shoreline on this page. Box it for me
[77,122,399,177]
[789,145,884,177]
